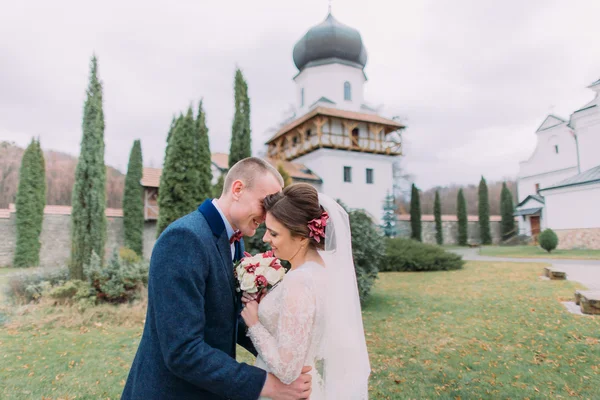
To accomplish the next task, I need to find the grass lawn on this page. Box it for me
[1,262,600,399]
[479,245,600,260]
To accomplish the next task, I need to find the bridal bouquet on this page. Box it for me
[234,250,286,299]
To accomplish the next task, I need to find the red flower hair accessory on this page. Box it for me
[307,211,329,243]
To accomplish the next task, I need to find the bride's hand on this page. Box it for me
[241,300,259,327]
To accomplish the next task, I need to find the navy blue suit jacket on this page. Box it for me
[122,200,267,399]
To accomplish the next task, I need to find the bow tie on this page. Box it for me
[230,230,243,244]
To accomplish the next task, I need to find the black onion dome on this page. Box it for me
[293,13,367,71]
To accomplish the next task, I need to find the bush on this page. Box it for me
[48,280,93,304]
[348,209,384,304]
[381,238,465,272]
[5,268,69,303]
[539,229,558,253]
[84,250,149,303]
[119,247,142,264]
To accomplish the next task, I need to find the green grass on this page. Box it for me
[1,262,600,399]
[479,245,600,260]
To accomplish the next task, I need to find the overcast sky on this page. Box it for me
[2,0,600,190]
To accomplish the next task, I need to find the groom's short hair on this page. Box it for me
[223,157,284,194]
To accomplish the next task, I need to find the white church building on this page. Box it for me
[264,12,405,223]
[516,79,600,249]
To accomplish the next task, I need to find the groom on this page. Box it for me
[122,157,312,400]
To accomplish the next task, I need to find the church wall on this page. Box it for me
[543,182,600,230]
[517,124,578,179]
[295,63,366,114]
[570,106,600,172]
[517,168,577,203]
[294,148,395,224]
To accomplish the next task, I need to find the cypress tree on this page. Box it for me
[457,188,468,246]
[410,183,422,241]
[434,190,443,245]
[382,192,397,238]
[212,174,225,198]
[277,164,292,187]
[157,107,201,236]
[229,68,251,168]
[165,116,177,152]
[70,55,106,279]
[123,140,144,256]
[196,100,213,201]
[478,176,492,245]
[501,182,516,240]
[13,138,46,267]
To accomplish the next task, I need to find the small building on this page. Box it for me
[265,12,405,222]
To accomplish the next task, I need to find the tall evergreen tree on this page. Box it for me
[457,188,468,246]
[195,100,213,202]
[434,190,443,245]
[212,174,225,198]
[410,183,422,241]
[13,138,46,267]
[123,140,144,256]
[382,192,397,238]
[165,116,177,151]
[157,107,202,236]
[229,68,251,167]
[500,182,516,240]
[277,164,293,187]
[70,55,106,279]
[478,176,492,245]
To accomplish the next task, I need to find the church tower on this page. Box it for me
[266,12,405,223]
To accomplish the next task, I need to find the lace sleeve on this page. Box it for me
[247,273,315,385]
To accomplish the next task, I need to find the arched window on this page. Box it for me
[344,81,351,101]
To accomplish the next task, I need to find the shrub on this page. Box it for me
[348,209,384,304]
[48,280,93,304]
[381,238,465,272]
[539,229,558,253]
[5,268,69,303]
[84,250,149,303]
[119,247,142,264]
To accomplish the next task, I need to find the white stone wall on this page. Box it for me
[294,148,396,223]
[517,168,577,202]
[569,98,600,173]
[294,63,366,114]
[517,122,579,202]
[543,182,600,230]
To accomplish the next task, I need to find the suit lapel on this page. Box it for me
[198,200,237,304]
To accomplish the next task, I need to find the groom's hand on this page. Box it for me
[261,366,312,400]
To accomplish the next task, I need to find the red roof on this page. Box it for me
[141,167,162,188]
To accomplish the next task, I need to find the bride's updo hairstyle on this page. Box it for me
[263,183,326,250]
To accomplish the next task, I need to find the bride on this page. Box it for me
[241,183,370,399]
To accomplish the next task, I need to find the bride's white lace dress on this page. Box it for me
[247,261,327,400]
